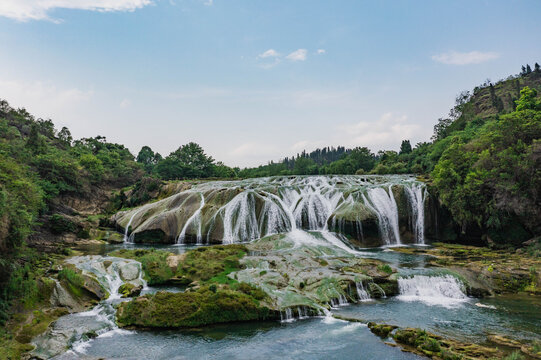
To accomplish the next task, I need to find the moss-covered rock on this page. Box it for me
[111,244,248,286]
[389,327,503,359]
[110,249,174,285]
[116,286,276,328]
[118,283,143,298]
[367,322,397,338]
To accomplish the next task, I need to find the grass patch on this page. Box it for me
[378,264,393,274]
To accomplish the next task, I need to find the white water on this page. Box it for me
[178,192,205,244]
[363,186,401,245]
[123,175,427,247]
[280,308,294,322]
[355,282,371,301]
[34,256,146,358]
[397,275,468,308]
[330,294,349,308]
[404,184,427,244]
[124,207,147,243]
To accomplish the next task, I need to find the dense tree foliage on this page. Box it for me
[0,100,142,323]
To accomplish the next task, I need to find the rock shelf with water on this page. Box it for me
[113,175,429,247]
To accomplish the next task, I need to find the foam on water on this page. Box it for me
[397,275,468,308]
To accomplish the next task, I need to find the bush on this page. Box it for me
[49,214,76,235]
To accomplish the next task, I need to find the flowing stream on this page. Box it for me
[32,175,541,359]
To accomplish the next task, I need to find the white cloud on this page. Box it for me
[0,0,153,22]
[286,49,307,62]
[338,112,426,150]
[317,49,326,55]
[120,98,131,108]
[258,49,280,58]
[291,140,325,152]
[230,142,278,158]
[0,79,92,109]
[203,0,213,6]
[431,51,499,65]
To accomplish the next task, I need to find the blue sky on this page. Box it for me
[1,0,540,167]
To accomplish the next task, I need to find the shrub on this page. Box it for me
[49,214,76,235]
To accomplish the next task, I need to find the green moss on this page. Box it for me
[378,264,393,274]
[14,308,69,344]
[58,267,86,298]
[367,322,397,338]
[117,286,275,328]
[110,249,174,285]
[175,244,247,284]
[118,283,141,298]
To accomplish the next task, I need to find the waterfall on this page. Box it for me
[330,294,349,308]
[397,275,467,307]
[280,308,294,322]
[35,256,147,357]
[355,282,371,301]
[404,183,427,244]
[363,186,401,245]
[178,192,205,244]
[123,210,141,243]
[297,306,309,319]
[121,175,429,248]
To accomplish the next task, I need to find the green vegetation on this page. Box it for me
[116,285,275,328]
[176,244,247,284]
[367,322,397,338]
[138,142,239,180]
[390,327,500,359]
[503,351,525,360]
[111,244,248,286]
[377,264,393,274]
[0,99,142,345]
[110,249,174,285]
[58,267,86,297]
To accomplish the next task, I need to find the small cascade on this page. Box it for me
[123,210,141,243]
[34,256,146,357]
[363,186,401,245]
[404,183,427,244]
[355,282,371,301]
[330,294,349,308]
[222,191,261,244]
[398,275,467,307]
[280,308,294,322]
[178,192,205,244]
[297,306,309,319]
[368,282,386,298]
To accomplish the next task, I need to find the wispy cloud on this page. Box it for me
[286,49,308,62]
[120,98,131,108]
[0,0,153,22]
[317,49,326,55]
[338,112,426,149]
[258,49,280,58]
[431,51,499,65]
[203,0,213,6]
